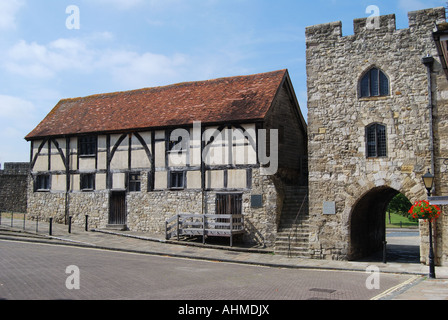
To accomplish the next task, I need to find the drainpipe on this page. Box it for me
[422,55,435,187]
[422,54,437,264]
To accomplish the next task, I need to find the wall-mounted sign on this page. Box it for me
[323,201,336,215]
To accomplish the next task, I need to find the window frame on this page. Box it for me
[80,173,95,191]
[78,136,98,157]
[359,68,390,98]
[35,174,51,192]
[128,172,142,193]
[169,171,186,190]
[366,123,387,158]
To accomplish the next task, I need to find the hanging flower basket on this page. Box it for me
[408,200,441,222]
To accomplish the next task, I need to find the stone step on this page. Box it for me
[278,215,309,222]
[275,233,309,240]
[282,205,309,211]
[274,249,310,258]
[276,229,309,235]
[279,219,310,227]
[275,242,309,249]
[274,186,310,258]
[275,245,309,251]
[106,224,128,231]
[276,233,309,241]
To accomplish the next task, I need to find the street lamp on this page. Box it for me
[422,169,436,279]
[422,169,435,196]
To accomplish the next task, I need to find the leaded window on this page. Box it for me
[80,173,95,191]
[169,171,185,190]
[128,172,141,192]
[79,136,97,157]
[35,174,50,191]
[366,124,387,158]
[360,68,389,98]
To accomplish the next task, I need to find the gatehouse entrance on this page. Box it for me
[348,186,420,263]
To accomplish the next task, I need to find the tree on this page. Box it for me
[387,193,412,223]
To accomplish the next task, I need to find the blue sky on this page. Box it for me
[0,0,445,165]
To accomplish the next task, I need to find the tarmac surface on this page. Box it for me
[0,216,447,300]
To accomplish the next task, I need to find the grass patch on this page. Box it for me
[386,211,418,229]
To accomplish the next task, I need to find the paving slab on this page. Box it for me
[1,219,447,300]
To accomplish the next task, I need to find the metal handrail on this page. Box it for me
[287,192,309,258]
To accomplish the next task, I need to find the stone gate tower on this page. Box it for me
[306,7,448,265]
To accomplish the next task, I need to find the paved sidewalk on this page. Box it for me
[1,217,447,300]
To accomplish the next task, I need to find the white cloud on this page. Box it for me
[0,0,24,30]
[0,94,37,163]
[4,38,95,78]
[2,36,192,88]
[0,94,35,120]
[102,51,189,88]
[90,0,146,10]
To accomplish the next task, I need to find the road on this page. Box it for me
[0,240,416,303]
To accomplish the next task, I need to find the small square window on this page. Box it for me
[170,171,185,190]
[129,173,141,192]
[80,173,95,191]
[35,175,50,191]
[79,136,97,157]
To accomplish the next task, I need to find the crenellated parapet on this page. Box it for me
[306,6,448,263]
[306,6,446,44]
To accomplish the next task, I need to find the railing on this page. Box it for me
[165,213,244,247]
[0,212,90,236]
[287,193,309,258]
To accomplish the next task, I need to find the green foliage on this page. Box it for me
[386,193,417,226]
[387,193,412,217]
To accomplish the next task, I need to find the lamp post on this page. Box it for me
[422,169,436,279]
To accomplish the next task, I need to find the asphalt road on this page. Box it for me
[0,240,415,302]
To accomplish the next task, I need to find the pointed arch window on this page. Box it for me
[366,123,387,158]
[360,68,389,98]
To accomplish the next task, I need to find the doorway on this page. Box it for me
[385,193,420,263]
[348,186,420,263]
[109,191,127,226]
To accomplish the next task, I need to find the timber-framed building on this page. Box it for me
[25,69,308,248]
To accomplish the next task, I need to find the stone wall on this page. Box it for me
[27,168,284,247]
[125,168,284,248]
[306,7,448,264]
[264,78,308,185]
[0,163,30,213]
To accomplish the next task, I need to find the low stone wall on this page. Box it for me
[0,163,30,213]
[124,168,284,247]
[27,168,284,248]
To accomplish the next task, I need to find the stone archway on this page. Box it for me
[348,186,400,261]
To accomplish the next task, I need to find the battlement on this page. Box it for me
[0,162,30,175]
[306,7,446,43]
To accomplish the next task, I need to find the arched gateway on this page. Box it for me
[306,7,448,265]
[349,186,399,261]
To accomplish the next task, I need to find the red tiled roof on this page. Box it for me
[25,70,288,140]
